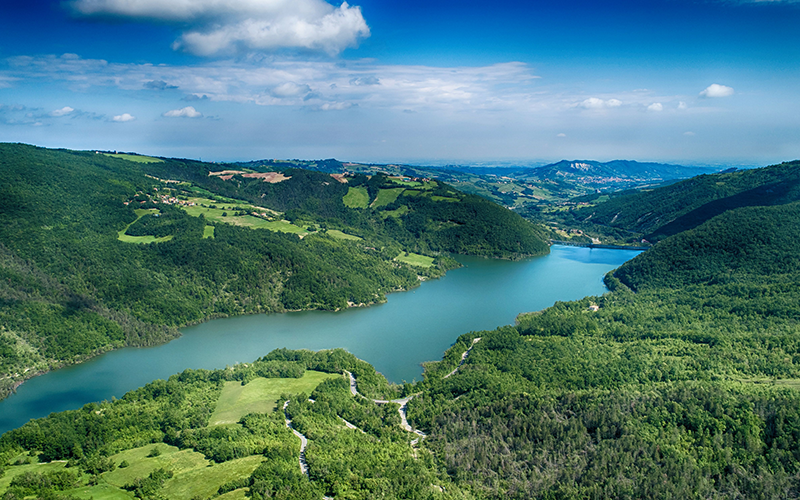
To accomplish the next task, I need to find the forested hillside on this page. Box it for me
[572,160,800,241]
[0,144,547,399]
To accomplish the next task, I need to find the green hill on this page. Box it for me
[0,144,548,398]
[574,160,800,241]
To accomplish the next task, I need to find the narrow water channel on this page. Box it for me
[0,246,642,434]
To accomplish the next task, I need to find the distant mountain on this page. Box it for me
[516,160,721,187]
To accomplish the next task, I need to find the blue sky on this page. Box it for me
[1,0,798,165]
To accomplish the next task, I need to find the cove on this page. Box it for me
[0,246,641,434]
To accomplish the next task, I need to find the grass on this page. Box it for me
[209,371,340,426]
[388,178,423,188]
[343,187,369,208]
[430,195,459,202]
[395,251,435,268]
[180,201,308,236]
[203,225,215,239]
[99,443,262,500]
[371,188,406,208]
[381,205,409,219]
[326,229,362,241]
[117,208,174,244]
[104,153,163,164]
[0,460,68,492]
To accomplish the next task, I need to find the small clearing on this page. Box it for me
[209,371,338,425]
[343,187,369,208]
[371,188,405,208]
[395,251,434,268]
[104,153,163,164]
[117,208,173,244]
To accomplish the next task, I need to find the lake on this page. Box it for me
[0,246,641,434]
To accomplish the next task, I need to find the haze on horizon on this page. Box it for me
[1,0,798,166]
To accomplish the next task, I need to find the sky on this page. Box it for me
[0,0,798,165]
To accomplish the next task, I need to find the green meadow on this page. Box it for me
[343,186,369,208]
[209,370,340,426]
[117,208,174,244]
[371,188,405,208]
[395,251,435,267]
[103,153,164,164]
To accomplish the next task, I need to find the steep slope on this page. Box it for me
[575,160,800,241]
[614,201,800,290]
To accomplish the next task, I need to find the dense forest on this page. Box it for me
[0,144,547,399]
[571,160,800,242]
[1,159,800,498]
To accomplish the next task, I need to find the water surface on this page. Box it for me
[0,246,640,434]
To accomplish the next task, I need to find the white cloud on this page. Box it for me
[112,113,136,122]
[647,102,663,112]
[69,0,370,56]
[677,101,688,110]
[163,106,203,118]
[700,83,734,98]
[684,131,696,136]
[51,106,74,117]
[557,133,566,137]
[270,82,312,98]
[319,101,353,111]
[578,97,622,109]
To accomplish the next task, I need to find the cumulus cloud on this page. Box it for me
[51,106,75,117]
[678,101,688,110]
[684,131,696,136]
[69,0,370,56]
[647,102,663,112]
[112,113,136,122]
[144,80,178,90]
[700,83,734,98]
[163,106,203,118]
[557,133,566,137]
[578,97,622,109]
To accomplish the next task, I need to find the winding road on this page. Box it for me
[344,370,427,442]
[282,400,309,476]
[444,337,481,378]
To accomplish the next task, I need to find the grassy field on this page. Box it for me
[103,153,163,164]
[0,459,68,492]
[209,371,340,426]
[117,208,174,244]
[430,195,459,202]
[387,178,423,188]
[343,186,369,208]
[180,199,308,236]
[371,188,405,208]
[395,251,435,268]
[203,225,215,239]
[100,443,261,500]
[326,229,362,241]
[381,205,409,219]
[1,443,263,500]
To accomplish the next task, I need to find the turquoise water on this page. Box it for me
[0,246,641,434]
